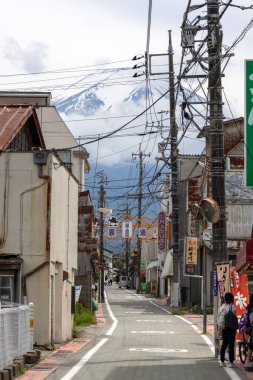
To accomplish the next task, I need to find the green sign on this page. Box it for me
[245,60,253,186]
[140,261,146,269]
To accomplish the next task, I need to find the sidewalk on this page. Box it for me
[17,303,106,380]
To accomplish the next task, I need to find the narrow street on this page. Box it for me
[44,285,246,380]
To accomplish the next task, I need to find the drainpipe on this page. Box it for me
[20,156,50,297]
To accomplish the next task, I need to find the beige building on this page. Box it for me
[0,101,84,346]
[0,151,78,345]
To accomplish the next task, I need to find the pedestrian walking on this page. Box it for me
[217,291,238,368]
[242,294,253,364]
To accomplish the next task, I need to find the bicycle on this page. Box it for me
[238,333,250,364]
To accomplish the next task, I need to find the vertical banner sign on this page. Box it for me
[138,227,147,239]
[122,220,133,238]
[245,60,253,186]
[231,268,249,340]
[213,268,218,296]
[158,211,166,251]
[216,263,230,305]
[184,237,198,275]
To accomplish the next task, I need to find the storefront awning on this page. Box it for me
[235,239,253,273]
[161,250,173,278]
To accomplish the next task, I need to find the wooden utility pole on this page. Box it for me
[133,150,150,291]
[99,173,106,303]
[207,0,227,264]
[207,0,227,357]
[169,30,180,306]
[125,203,130,277]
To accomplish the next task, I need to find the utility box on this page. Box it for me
[33,150,49,165]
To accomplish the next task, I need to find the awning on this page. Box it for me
[147,260,158,270]
[161,250,173,278]
[235,239,253,273]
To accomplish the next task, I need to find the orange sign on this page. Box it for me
[185,237,198,265]
[230,268,248,340]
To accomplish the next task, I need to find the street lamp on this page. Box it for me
[98,208,112,303]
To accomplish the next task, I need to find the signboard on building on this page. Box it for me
[75,285,82,303]
[245,60,253,186]
[158,211,166,251]
[184,237,198,276]
[216,262,230,305]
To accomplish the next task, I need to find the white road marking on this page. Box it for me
[131,330,175,334]
[124,311,154,314]
[123,290,240,380]
[129,348,188,353]
[60,292,118,380]
[224,368,243,379]
[136,319,172,323]
[176,315,214,355]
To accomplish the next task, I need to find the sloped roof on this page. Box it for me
[0,105,46,150]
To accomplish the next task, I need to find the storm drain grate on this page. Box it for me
[33,366,54,371]
[53,351,72,357]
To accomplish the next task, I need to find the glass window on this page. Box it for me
[0,275,14,302]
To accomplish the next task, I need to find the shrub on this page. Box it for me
[74,303,96,327]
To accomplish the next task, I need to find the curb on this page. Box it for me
[16,304,106,380]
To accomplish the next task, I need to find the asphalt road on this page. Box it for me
[46,285,247,380]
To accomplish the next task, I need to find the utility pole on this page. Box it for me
[207,0,227,263]
[99,173,106,303]
[168,30,180,306]
[133,150,150,291]
[125,203,130,277]
[207,0,227,357]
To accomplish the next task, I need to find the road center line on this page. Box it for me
[131,331,165,334]
[129,348,188,353]
[136,319,172,323]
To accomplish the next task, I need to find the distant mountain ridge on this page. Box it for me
[53,67,203,117]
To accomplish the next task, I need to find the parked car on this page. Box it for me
[118,276,128,288]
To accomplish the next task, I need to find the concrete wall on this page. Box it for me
[0,152,48,262]
[36,106,89,185]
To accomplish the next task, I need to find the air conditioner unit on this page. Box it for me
[33,151,49,165]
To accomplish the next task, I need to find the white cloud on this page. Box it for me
[3,38,48,72]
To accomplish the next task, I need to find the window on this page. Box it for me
[8,128,30,151]
[0,275,14,302]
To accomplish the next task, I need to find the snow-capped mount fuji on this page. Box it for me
[53,67,203,118]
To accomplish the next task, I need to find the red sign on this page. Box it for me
[158,211,166,251]
[231,268,248,340]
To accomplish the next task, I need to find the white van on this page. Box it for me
[118,275,128,288]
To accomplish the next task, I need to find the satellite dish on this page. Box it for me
[199,197,220,224]
[202,227,213,249]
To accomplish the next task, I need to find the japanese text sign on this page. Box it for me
[184,237,198,276]
[158,211,166,251]
[245,60,253,186]
[217,263,230,305]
